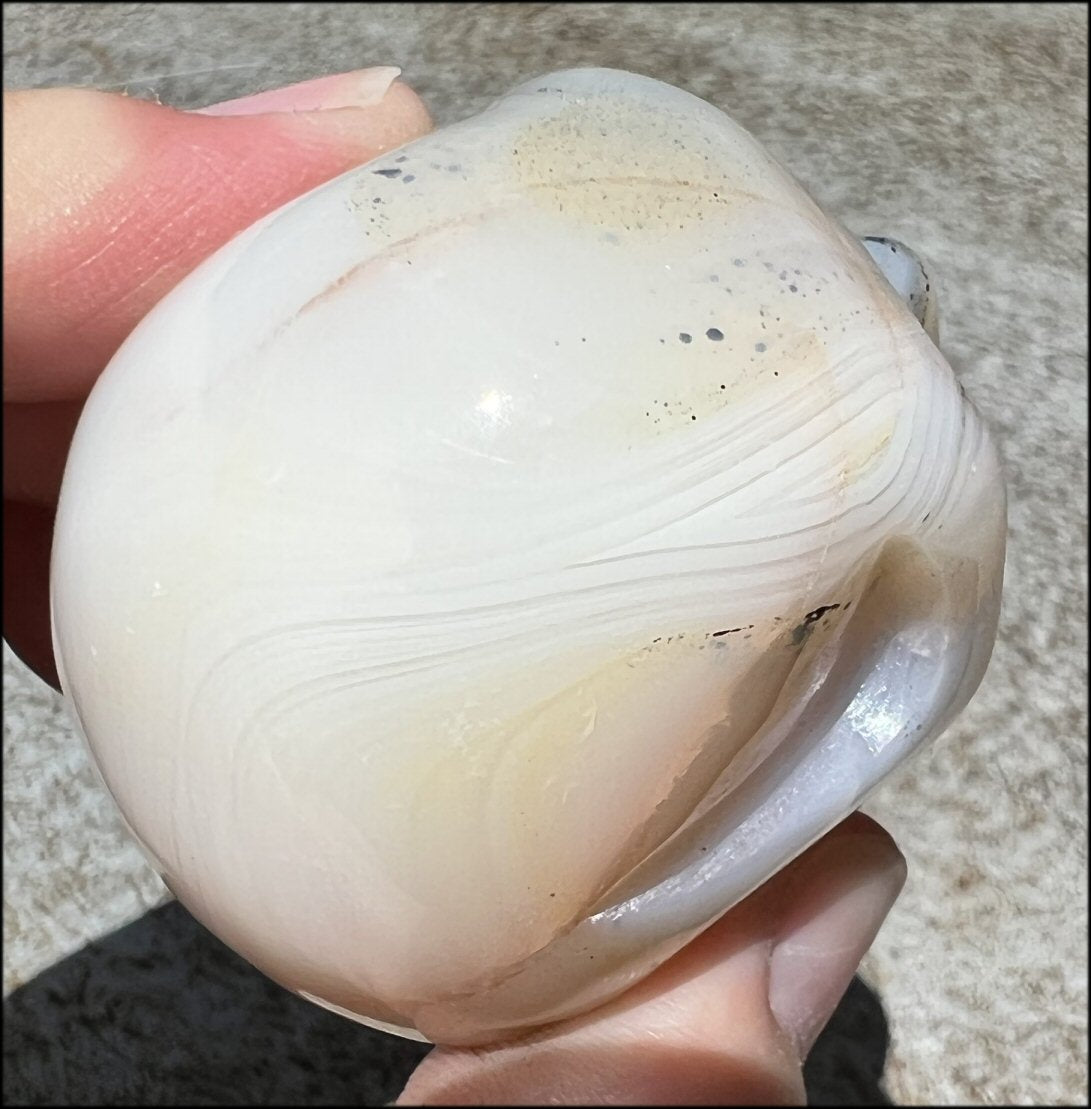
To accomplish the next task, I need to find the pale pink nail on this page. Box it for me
[192,66,402,116]
[767,830,907,1060]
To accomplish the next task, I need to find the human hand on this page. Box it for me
[2,72,906,1106]
[397,811,903,1105]
[3,68,431,686]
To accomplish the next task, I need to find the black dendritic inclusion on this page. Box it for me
[791,603,843,646]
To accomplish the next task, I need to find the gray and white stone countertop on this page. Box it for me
[3,3,1087,1105]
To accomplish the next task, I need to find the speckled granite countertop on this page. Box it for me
[3,3,1087,1105]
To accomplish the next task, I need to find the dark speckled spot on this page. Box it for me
[790,603,842,646]
[706,328,724,341]
[373,168,401,178]
[679,332,692,344]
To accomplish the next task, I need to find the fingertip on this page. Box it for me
[397,816,904,1105]
[767,816,906,1060]
[383,77,435,144]
[192,67,406,115]
[2,499,60,691]
[276,76,433,163]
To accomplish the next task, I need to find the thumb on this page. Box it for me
[2,69,431,689]
[398,813,906,1106]
[3,68,432,405]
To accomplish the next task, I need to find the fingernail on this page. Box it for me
[192,66,402,116]
[767,829,906,1060]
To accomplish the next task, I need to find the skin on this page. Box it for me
[2,75,907,1105]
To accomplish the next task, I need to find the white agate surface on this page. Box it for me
[50,68,1006,1045]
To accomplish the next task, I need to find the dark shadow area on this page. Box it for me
[3,901,892,1105]
[2,902,429,1106]
[803,974,893,1105]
